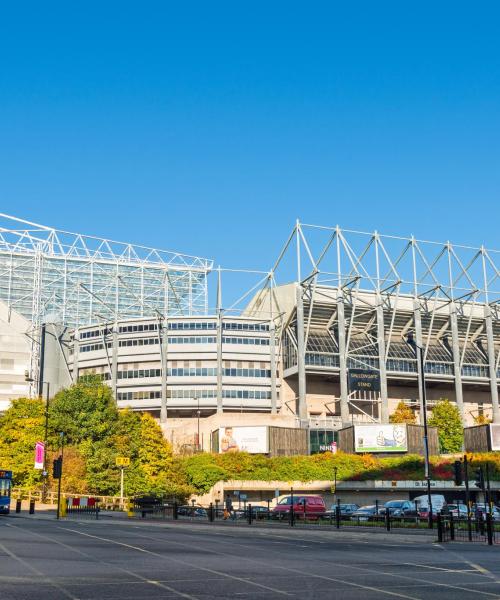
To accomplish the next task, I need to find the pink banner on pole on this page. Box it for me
[34,441,45,470]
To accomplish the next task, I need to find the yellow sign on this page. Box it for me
[116,457,130,467]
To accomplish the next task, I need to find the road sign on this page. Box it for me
[348,368,381,392]
[116,457,130,467]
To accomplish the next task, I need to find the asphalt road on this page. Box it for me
[1,516,500,599]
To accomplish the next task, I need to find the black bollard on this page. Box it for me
[16,499,21,513]
[29,500,35,514]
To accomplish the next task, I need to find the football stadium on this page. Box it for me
[1,214,499,451]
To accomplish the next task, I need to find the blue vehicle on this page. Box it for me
[0,470,12,514]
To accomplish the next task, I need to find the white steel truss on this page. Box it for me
[245,221,500,426]
[0,213,212,395]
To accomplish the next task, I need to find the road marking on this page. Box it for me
[4,523,198,600]
[61,527,293,597]
[402,562,479,573]
[135,522,500,599]
[0,540,78,600]
[103,526,421,599]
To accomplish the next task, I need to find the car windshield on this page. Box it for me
[278,497,292,505]
[385,502,404,508]
[357,506,375,512]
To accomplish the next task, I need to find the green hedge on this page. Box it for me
[175,451,500,494]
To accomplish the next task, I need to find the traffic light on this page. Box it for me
[453,460,463,486]
[474,467,485,490]
[52,457,62,479]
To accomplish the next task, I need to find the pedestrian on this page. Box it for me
[225,495,234,520]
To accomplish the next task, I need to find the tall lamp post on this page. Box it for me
[406,332,433,528]
[25,373,50,503]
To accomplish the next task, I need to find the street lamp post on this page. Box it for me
[25,373,50,503]
[42,382,50,503]
[406,333,433,528]
[333,466,338,500]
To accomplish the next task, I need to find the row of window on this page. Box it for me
[119,338,158,347]
[116,389,272,400]
[78,321,270,339]
[81,335,271,350]
[80,327,112,339]
[223,322,269,331]
[116,367,271,379]
[118,369,161,379]
[117,391,162,401]
[222,337,269,346]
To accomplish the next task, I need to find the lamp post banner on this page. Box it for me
[34,441,45,470]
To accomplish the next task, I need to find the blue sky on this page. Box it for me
[1,2,499,302]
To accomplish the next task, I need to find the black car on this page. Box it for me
[382,500,417,517]
[351,505,384,522]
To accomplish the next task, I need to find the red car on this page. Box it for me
[272,495,326,520]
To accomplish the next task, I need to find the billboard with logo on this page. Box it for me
[218,426,268,454]
[354,424,407,453]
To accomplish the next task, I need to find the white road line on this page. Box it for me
[61,527,293,597]
[4,523,198,600]
[132,521,500,599]
[0,541,79,600]
[95,526,421,600]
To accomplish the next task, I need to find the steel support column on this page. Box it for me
[376,297,389,423]
[270,321,277,414]
[485,305,500,423]
[413,300,425,420]
[295,284,308,423]
[111,323,118,399]
[73,330,80,381]
[160,320,168,423]
[449,302,465,423]
[337,290,350,425]
[216,314,223,414]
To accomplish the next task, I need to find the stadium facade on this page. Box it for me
[1,215,499,447]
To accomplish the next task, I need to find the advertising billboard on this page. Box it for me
[354,424,407,453]
[218,426,268,454]
[490,424,500,451]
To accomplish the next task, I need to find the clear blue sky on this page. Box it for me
[1,2,499,301]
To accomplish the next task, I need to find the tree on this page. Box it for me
[0,398,45,488]
[49,376,118,445]
[390,401,416,424]
[428,399,463,453]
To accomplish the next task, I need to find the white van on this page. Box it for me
[413,494,446,513]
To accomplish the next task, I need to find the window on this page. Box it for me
[119,323,158,334]
[222,337,269,346]
[223,322,269,332]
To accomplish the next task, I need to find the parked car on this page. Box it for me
[272,495,326,520]
[447,503,468,519]
[414,494,447,519]
[324,503,360,519]
[177,505,208,518]
[351,505,384,522]
[235,505,270,520]
[472,504,500,521]
[382,500,416,517]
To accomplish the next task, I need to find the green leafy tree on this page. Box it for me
[0,398,45,488]
[428,398,463,453]
[49,376,118,445]
[390,401,416,424]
